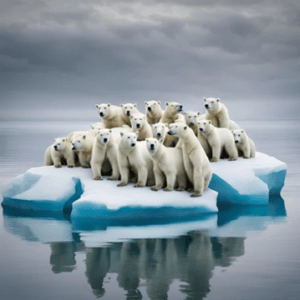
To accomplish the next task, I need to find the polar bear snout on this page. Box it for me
[99,112,104,117]
[167,130,174,135]
[136,123,141,129]
[178,105,183,112]
[126,110,131,116]
[150,143,155,151]
[205,104,209,109]
[71,144,76,150]
[131,143,136,147]
[103,138,108,143]
[156,132,161,137]
[54,145,58,151]
[147,107,152,112]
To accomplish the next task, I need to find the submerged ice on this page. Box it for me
[2,152,286,222]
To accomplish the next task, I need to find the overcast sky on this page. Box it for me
[1,0,299,121]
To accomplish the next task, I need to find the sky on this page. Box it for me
[1,0,300,121]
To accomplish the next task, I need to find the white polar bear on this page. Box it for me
[159,102,185,124]
[117,132,155,187]
[120,103,141,126]
[70,130,95,168]
[203,98,230,129]
[90,122,105,134]
[184,111,201,135]
[144,100,164,124]
[91,129,120,180]
[198,120,238,162]
[152,122,179,147]
[95,103,128,129]
[130,113,153,141]
[146,138,187,192]
[45,137,76,168]
[232,129,256,158]
[167,123,212,197]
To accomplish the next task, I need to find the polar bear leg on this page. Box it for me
[191,165,204,197]
[135,166,148,187]
[211,143,220,162]
[91,158,103,180]
[66,152,75,168]
[78,154,89,168]
[107,151,120,180]
[151,166,164,191]
[225,143,238,161]
[52,155,62,168]
[164,171,176,191]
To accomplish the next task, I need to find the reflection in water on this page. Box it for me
[2,195,286,299]
[86,248,111,298]
[50,242,76,274]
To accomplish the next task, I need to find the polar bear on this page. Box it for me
[91,129,120,180]
[121,103,141,126]
[159,102,185,124]
[152,122,179,147]
[45,137,76,168]
[130,113,153,141]
[198,120,238,162]
[232,129,256,158]
[203,98,230,129]
[117,132,155,187]
[146,138,187,192]
[71,130,95,168]
[167,123,212,197]
[145,100,164,124]
[95,103,128,129]
[90,122,105,134]
[184,111,201,135]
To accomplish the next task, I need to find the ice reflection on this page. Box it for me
[2,195,286,299]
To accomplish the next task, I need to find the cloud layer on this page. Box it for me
[1,0,299,120]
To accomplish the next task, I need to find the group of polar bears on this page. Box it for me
[45,98,256,197]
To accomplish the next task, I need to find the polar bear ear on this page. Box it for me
[216,98,220,102]
[121,104,123,107]
[184,126,187,130]
[208,120,212,124]
[109,129,112,133]
[95,104,99,108]
[134,104,137,107]
[165,102,169,106]
[159,138,164,144]
[107,103,111,107]
[144,101,148,105]
[62,139,66,142]
[197,111,200,116]
[203,98,207,102]
[82,135,86,140]
[120,132,124,137]
[158,101,161,105]
[241,130,245,133]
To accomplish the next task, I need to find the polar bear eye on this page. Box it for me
[238,134,240,137]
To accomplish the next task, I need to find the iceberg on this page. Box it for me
[2,152,286,224]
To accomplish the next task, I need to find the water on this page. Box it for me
[0,120,299,300]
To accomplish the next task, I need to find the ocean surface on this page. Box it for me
[0,120,299,300]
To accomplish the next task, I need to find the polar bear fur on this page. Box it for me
[130,113,153,141]
[45,137,76,168]
[160,102,185,124]
[117,132,155,187]
[91,129,120,180]
[167,123,212,197]
[203,98,230,129]
[198,120,238,162]
[121,103,141,126]
[184,111,201,135]
[145,100,164,124]
[96,103,128,129]
[146,138,187,192]
[70,130,95,168]
[90,122,105,134]
[152,123,179,147]
[232,129,256,158]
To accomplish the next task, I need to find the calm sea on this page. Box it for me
[0,120,299,300]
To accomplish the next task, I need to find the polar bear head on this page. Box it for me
[71,134,88,151]
[198,120,213,133]
[145,137,163,154]
[231,129,246,144]
[121,103,137,117]
[91,123,105,133]
[167,123,189,137]
[97,129,112,145]
[165,102,183,114]
[130,114,146,130]
[95,103,112,118]
[144,100,161,114]
[53,137,67,151]
[120,132,139,148]
[184,111,201,126]
[152,123,168,139]
[203,98,220,112]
